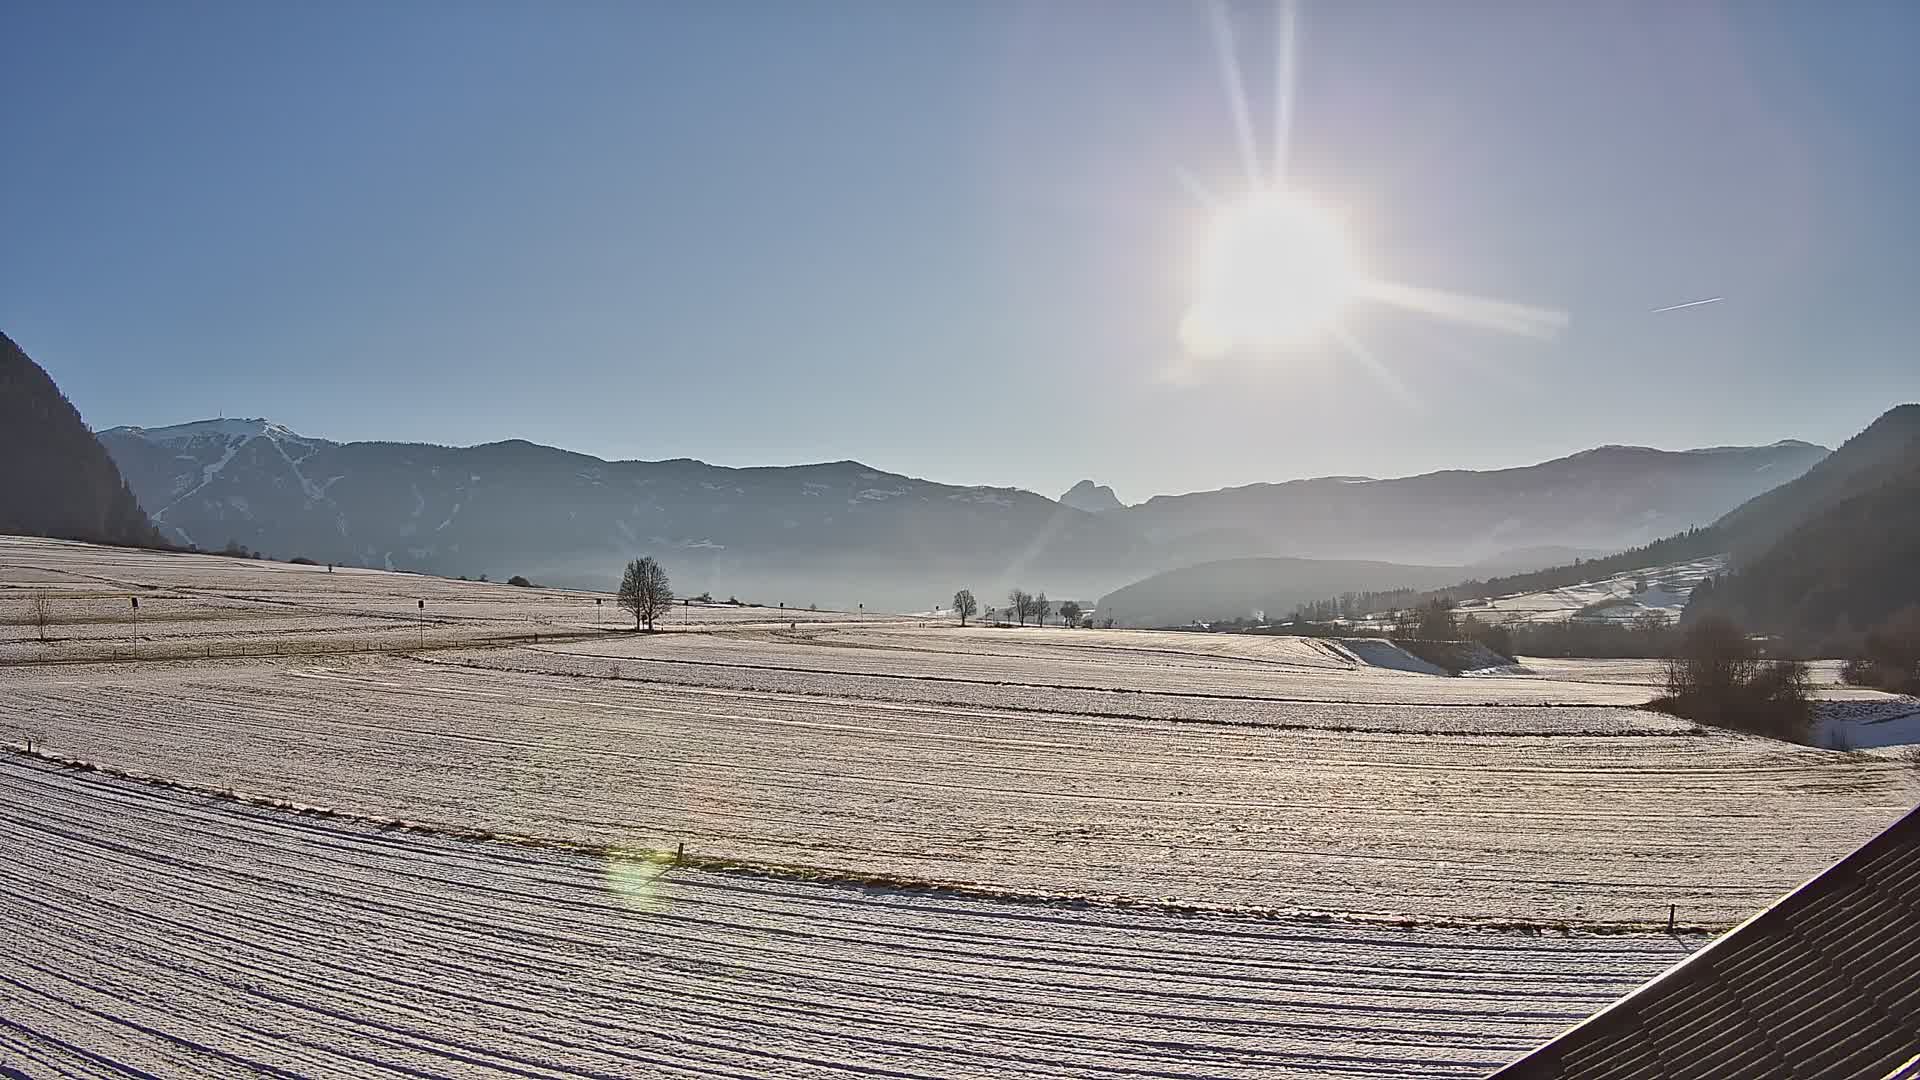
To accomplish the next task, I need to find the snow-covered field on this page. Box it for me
[6,647,1913,925]
[1810,698,1920,751]
[0,756,1696,1079]
[548,627,1660,705]
[4,536,1916,1077]
[0,536,915,662]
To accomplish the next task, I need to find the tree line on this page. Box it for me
[948,587,1083,628]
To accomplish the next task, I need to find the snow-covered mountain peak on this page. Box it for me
[106,418,323,448]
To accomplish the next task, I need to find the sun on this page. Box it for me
[1179,189,1359,356]
[1171,1,1566,376]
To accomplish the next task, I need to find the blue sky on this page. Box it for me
[4,1,1915,502]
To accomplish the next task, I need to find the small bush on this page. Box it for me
[507,575,532,588]
[1840,656,1877,687]
[1459,615,1514,660]
[1844,608,1920,694]
[289,556,318,566]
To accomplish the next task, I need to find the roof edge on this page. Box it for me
[1485,800,1920,1077]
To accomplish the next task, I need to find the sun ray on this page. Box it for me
[1331,324,1419,408]
[1273,0,1298,185]
[1359,279,1569,339]
[1206,0,1263,190]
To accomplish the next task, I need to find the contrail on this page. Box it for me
[1651,297,1723,314]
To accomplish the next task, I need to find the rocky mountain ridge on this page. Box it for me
[99,417,1830,609]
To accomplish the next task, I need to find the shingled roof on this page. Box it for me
[1488,803,1920,1080]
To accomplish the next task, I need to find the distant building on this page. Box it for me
[1487,803,1920,1080]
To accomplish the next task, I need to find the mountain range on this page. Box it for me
[97,416,1829,610]
[1112,440,1828,567]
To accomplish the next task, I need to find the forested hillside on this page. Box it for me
[0,332,161,548]
[1690,405,1920,648]
[1711,404,1920,562]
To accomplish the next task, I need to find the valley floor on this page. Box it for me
[2,536,1916,1077]
[0,756,1694,1080]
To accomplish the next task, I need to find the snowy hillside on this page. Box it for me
[103,418,337,548]
[1453,555,1728,626]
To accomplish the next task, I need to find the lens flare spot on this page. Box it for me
[605,848,674,914]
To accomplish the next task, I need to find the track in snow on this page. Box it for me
[5,655,1912,924]
[0,756,1693,1080]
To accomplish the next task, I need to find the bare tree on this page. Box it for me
[1861,605,1920,693]
[618,557,674,631]
[1058,600,1083,628]
[1665,615,1759,701]
[1007,589,1031,626]
[29,593,51,642]
[952,588,978,627]
[1032,592,1052,627]
[1660,615,1809,741]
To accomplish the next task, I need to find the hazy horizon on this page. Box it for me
[6,1,1916,502]
[92,407,1851,506]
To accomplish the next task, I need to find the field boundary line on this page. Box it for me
[519,641,1659,710]
[0,629,609,668]
[405,652,1707,739]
